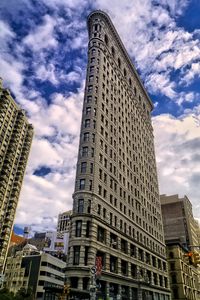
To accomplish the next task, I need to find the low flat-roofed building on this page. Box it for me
[4,244,66,300]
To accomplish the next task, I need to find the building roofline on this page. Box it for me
[87,10,154,110]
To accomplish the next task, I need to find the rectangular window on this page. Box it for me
[76,220,82,237]
[88,85,93,92]
[82,147,88,157]
[83,132,89,142]
[79,179,85,190]
[90,163,93,174]
[89,180,92,191]
[86,107,91,114]
[90,66,94,73]
[89,75,94,82]
[97,226,105,243]
[81,162,87,173]
[86,221,90,237]
[78,199,84,213]
[85,119,90,128]
[110,255,117,273]
[87,96,92,103]
[84,246,89,265]
[73,246,80,265]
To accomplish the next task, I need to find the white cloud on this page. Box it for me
[182,62,200,85]
[153,109,200,219]
[23,15,58,52]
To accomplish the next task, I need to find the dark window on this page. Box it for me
[79,179,85,190]
[110,255,117,273]
[121,259,128,275]
[173,288,179,298]
[90,163,93,174]
[85,119,90,128]
[87,200,91,213]
[86,107,91,115]
[121,239,128,254]
[104,34,108,45]
[97,226,105,243]
[86,221,90,237]
[81,162,87,173]
[73,246,80,265]
[130,244,136,257]
[78,199,84,213]
[84,246,89,265]
[131,264,137,278]
[111,46,115,57]
[118,58,121,68]
[83,132,89,142]
[75,220,82,237]
[82,146,88,157]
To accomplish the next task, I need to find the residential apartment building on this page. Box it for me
[4,244,66,299]
[160,194,199,248]
[0,79,33,273]
[66,10,170,300]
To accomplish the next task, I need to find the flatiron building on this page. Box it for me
[66,11,170,300]
[0,79,33,274]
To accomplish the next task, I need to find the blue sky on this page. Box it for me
[1,0,200,233]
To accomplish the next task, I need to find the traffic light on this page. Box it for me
[184,252,194,265]
[193,252,200,267]
[63,284,70,295]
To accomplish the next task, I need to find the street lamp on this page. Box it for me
[90,242,117,300]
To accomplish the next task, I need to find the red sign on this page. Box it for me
[95,256,102,277]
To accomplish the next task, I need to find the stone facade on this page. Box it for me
[0,79,33,273]
[66,10,171,300]
[166,243,200,300]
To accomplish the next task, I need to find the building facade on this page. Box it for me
[160,194,199,248]
[0,79,33,273]
[57,210,72,233]
[66,11,170,300]
[166,242,200,300]
[4,244,66,299]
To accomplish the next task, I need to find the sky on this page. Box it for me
[0,0,200,234]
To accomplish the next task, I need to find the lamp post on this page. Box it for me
[90,242,117,300]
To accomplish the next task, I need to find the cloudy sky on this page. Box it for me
[1,0,200,233]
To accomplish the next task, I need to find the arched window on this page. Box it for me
[104,34,108,45]
[124,68,127,77]
[129,78,132,86]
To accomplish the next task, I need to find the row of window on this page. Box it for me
[71,245,168,287]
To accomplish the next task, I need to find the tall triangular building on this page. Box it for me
[66,11,171,300]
